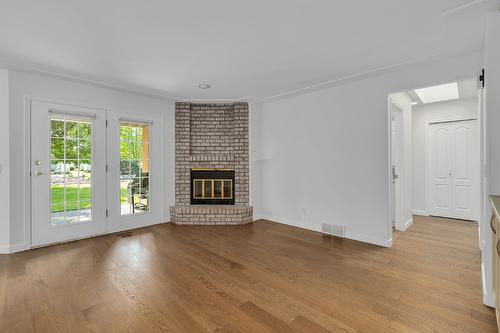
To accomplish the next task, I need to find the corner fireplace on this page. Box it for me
[191,169,235,205]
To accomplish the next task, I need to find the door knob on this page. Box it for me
[34,171,43,176]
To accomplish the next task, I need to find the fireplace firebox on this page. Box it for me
[191,169,235,205]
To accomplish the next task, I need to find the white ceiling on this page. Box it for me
[0,0,498,100]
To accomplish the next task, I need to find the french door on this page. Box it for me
[31,101,107,247]
[31,101,162,247]
[106,111,162,233]
[428,119,479,221]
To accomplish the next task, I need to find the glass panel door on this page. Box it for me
[106,111,162,233]
[31,101,107,247]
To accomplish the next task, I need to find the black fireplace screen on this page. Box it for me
[191,169,235,205]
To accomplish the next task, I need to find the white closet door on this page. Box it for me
[428,120,479,221]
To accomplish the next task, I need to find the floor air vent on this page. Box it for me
[322,223,346,237]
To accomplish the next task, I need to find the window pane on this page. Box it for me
[120,126,132,141]
[79,140,91,159]
[79,159,92,173]
[79,211,92,222]
[214,181,222,198]
[78,185,91,203]
[51,138,65,160]
[79,122,91,139]
[134,195,149,213]
[205,181,213,198]
[66,139,78,159]
[50,185,65,212]
[130,142,142,160]
[120,141,130,159]
[194,180,203,198]
[51,120,64,137]
[50,116,93,226]
[140,142,149,159]
[139,160,149,176]
[139,177,149,194]
[120,160,131,176]
[51,160,68,175]
[132,127,141,141]
[120,122,151,216]
[65,121,78,138]
[132,165,140,180]
[223,181,232,199]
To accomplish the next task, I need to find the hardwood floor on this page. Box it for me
[0,216,496,332]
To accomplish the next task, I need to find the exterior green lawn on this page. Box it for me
[51,185,129,213]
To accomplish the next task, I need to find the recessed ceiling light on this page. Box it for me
[414,82,459,104]
[411,101,419,105]
[198,84,211,89]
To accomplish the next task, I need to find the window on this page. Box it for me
[120,122,150,215]
[50,116,92,226]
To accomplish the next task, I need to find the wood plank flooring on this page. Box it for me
[0,216,496,332]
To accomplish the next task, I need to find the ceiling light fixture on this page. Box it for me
[198,84,211,89]
[411,101,419,105]
[414,82,459,104]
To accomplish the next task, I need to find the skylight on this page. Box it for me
[414,82,459,104]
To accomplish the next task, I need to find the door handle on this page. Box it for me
[34,171,44,176]
[491,213,497,235]
[497,239,500,257]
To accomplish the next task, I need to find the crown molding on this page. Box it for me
[0,61,176,101]
[0,48,482,104]
[260,49,482,102]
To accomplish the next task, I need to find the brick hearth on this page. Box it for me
[170,102,253,225]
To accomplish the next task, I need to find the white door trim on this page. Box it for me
[390,99,405,231]
[425,117,479,220]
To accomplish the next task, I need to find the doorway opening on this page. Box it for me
[388,77,482,238]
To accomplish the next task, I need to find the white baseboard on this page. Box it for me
[482,261,496,308]
[0,245,9,254]
[345,231,393,247]
[398,218,413,232]
[0,243,29,254]
[484,292,495,308]
[107,219,167,234]
[259,215,392,248]
[412,209,428,216]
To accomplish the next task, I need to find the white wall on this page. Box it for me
[249,99,264,216]
[483,11,500,307]
[256,52,481,247]
[412,98,478,214]
[0,70,9,252]
[389,92,413,231]
[6,70,175,252]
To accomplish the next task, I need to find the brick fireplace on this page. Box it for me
[170,102,253,225]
